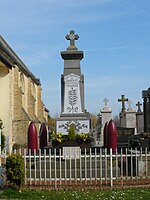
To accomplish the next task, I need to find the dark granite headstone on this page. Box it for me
[117,127,134,148]
[142,87,150,133]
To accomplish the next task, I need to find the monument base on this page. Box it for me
[56,115,90,134]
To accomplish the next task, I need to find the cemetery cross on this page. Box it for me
[103,98,109,107]
[118,95,128,112]
[66,30,79,47]
[136,101,142,113]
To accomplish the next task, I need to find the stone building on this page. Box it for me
[0,35,48,152]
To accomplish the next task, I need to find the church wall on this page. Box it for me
[12,66,45,147]
[36,86,45,121]
[12,67,29,146]
[0,64,10,141]
[26,78,36,118]
[13,67,23,119]
[13,67,43,146]
[8,67,14,152]
[12,66,47,147]
[44,109,48,121]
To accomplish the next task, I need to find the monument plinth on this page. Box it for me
[56,30,90,134]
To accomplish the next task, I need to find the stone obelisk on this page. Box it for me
[56,30,90,134]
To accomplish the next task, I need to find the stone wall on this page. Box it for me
[11,66,47,147]
[36,86,45,121]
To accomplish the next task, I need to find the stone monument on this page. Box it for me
[118,96,136,129]
[117,96,137,148]
[136,101,144,134]
[100,98,112,146]
[142,87,150,133]
[125,100,136,129]
[118,95,128,127]
[56,30,90,134]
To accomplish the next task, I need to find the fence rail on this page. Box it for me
[2,147,150,189]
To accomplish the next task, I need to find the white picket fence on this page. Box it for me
[2,147,150,188]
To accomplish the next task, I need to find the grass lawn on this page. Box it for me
[0,188,150,200]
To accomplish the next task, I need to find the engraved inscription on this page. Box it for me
[64,73,82,114]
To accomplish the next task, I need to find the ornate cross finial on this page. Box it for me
[66,30,79,48]
[136,101,142,112]
[103,98,109,107]
[118,95,128,112]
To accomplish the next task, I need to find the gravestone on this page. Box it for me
[142,88,150,133]
[56,30,90,134]
[118,96,136,129]
[117,96,137,148]
[117,127,135,149]
[100,98,112,146]
[136,101,144,134]
[118,95,128,127]
[125,100,136,129]
[118,95,128,112]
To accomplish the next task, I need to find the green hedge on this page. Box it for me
[6,154,25,189]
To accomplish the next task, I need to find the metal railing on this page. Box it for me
[2,147,150,188]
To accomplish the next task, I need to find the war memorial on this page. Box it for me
[1,30,150,189]
[56,30,90,135]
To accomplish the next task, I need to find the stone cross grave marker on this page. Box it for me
[136,101,142,113]
[103,98,109,107]
[118,95,128,112]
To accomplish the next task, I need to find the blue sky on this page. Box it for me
[1,0,150,117]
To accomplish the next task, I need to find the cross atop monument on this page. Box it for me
[66,30,79,49]
[103,98,109,107]
[118,95,128,112]
[136,101,142,113]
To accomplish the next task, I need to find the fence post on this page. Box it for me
[110,148,113,187]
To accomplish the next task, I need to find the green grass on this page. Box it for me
[0,188,150,200]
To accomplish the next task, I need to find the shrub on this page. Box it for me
[1,132,5,151]
[0,119,5,151]
[55,132,63,143]
[68,125,76,140]
[76,133,95,143]
[6,154,25,189]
